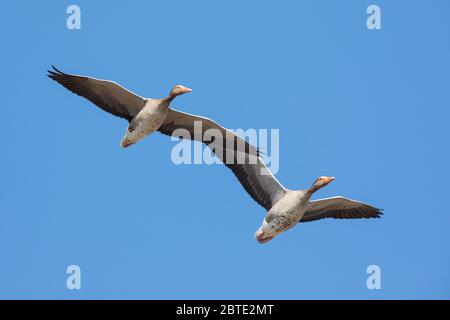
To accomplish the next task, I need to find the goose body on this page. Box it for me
[259,190,310,242]
[120,98,170,147]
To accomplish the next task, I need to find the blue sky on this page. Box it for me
[1,0,449,299]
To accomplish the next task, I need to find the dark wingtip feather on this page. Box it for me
[51,65,65,75]
[373,211,383,218]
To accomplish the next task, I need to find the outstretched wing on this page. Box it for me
[47,66,146,122]
[158,108,260,156]
[158,109,286,210]
[221,155,287,211]
[300,196,383,222]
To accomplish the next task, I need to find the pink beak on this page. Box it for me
[183,87,192,93]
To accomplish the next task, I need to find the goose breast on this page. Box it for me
[126,100,170,141]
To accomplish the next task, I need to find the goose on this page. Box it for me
[47,66,258,155]
[157,126,383,244]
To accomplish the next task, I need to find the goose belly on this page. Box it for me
[265,192,309,234]
[123,107,168,144]
[133,114,166,138]
[270,209,304,233]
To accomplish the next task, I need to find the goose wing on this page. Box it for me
[47,66,146,122]
[301,196,383,222]
[158,109,286,210]
[220,155,286,211]
[158,108,260,156]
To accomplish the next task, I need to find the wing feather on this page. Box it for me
[158,109,286,210]
[300,196,383,223]
[48,66,146,122]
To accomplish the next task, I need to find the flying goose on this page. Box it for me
[206,151,382,244]
[47,66,258,155]
[157,123,383,244]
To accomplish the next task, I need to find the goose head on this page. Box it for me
[169,85,192,99]
[309,176,335,192]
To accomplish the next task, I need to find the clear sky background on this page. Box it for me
[1,0,449,299]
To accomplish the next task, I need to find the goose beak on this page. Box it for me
[325,177,335,183]
[182,87,192,93]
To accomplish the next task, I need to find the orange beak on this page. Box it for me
[182,87,192,93]
[325,177,335,183]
